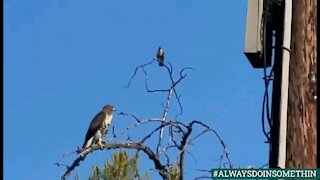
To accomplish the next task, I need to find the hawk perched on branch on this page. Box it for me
[156,47,165,66]
[79,104,115,156]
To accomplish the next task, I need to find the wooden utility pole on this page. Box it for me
[286,0,317,168]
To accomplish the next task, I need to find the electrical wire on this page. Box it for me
[260,0,275,143]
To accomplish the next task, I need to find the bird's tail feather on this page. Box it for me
[82,137,94,149]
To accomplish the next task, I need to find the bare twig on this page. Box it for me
[125,59,156,89]
[141,122,172,144]
[259,163,269,168]
[60,154,87,180]
[193,169,212,180]
[53,162,69,168]
[112,126,116,138]
[165,65,194,117]
[197,169,211,173]
[186,151,198,164]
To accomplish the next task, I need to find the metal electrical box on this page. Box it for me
[244,0,271,68]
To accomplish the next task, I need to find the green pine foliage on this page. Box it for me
[88,151,150,180]
[168,164,180,180]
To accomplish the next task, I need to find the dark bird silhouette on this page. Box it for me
[156,47,165,66]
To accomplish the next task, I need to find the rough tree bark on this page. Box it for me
[286,0,317,168]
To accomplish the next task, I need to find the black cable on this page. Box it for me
[262,66,274,142]
[261,0,275,142]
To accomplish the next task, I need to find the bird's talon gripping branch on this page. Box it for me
[98,141,104,149]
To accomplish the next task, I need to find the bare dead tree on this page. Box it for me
[56,59,232,180]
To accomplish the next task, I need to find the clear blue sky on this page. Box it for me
[4,0,269,179]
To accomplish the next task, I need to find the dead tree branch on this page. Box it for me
[57,60,232,180]
[60,142,169,180]
[125,59,156,89]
